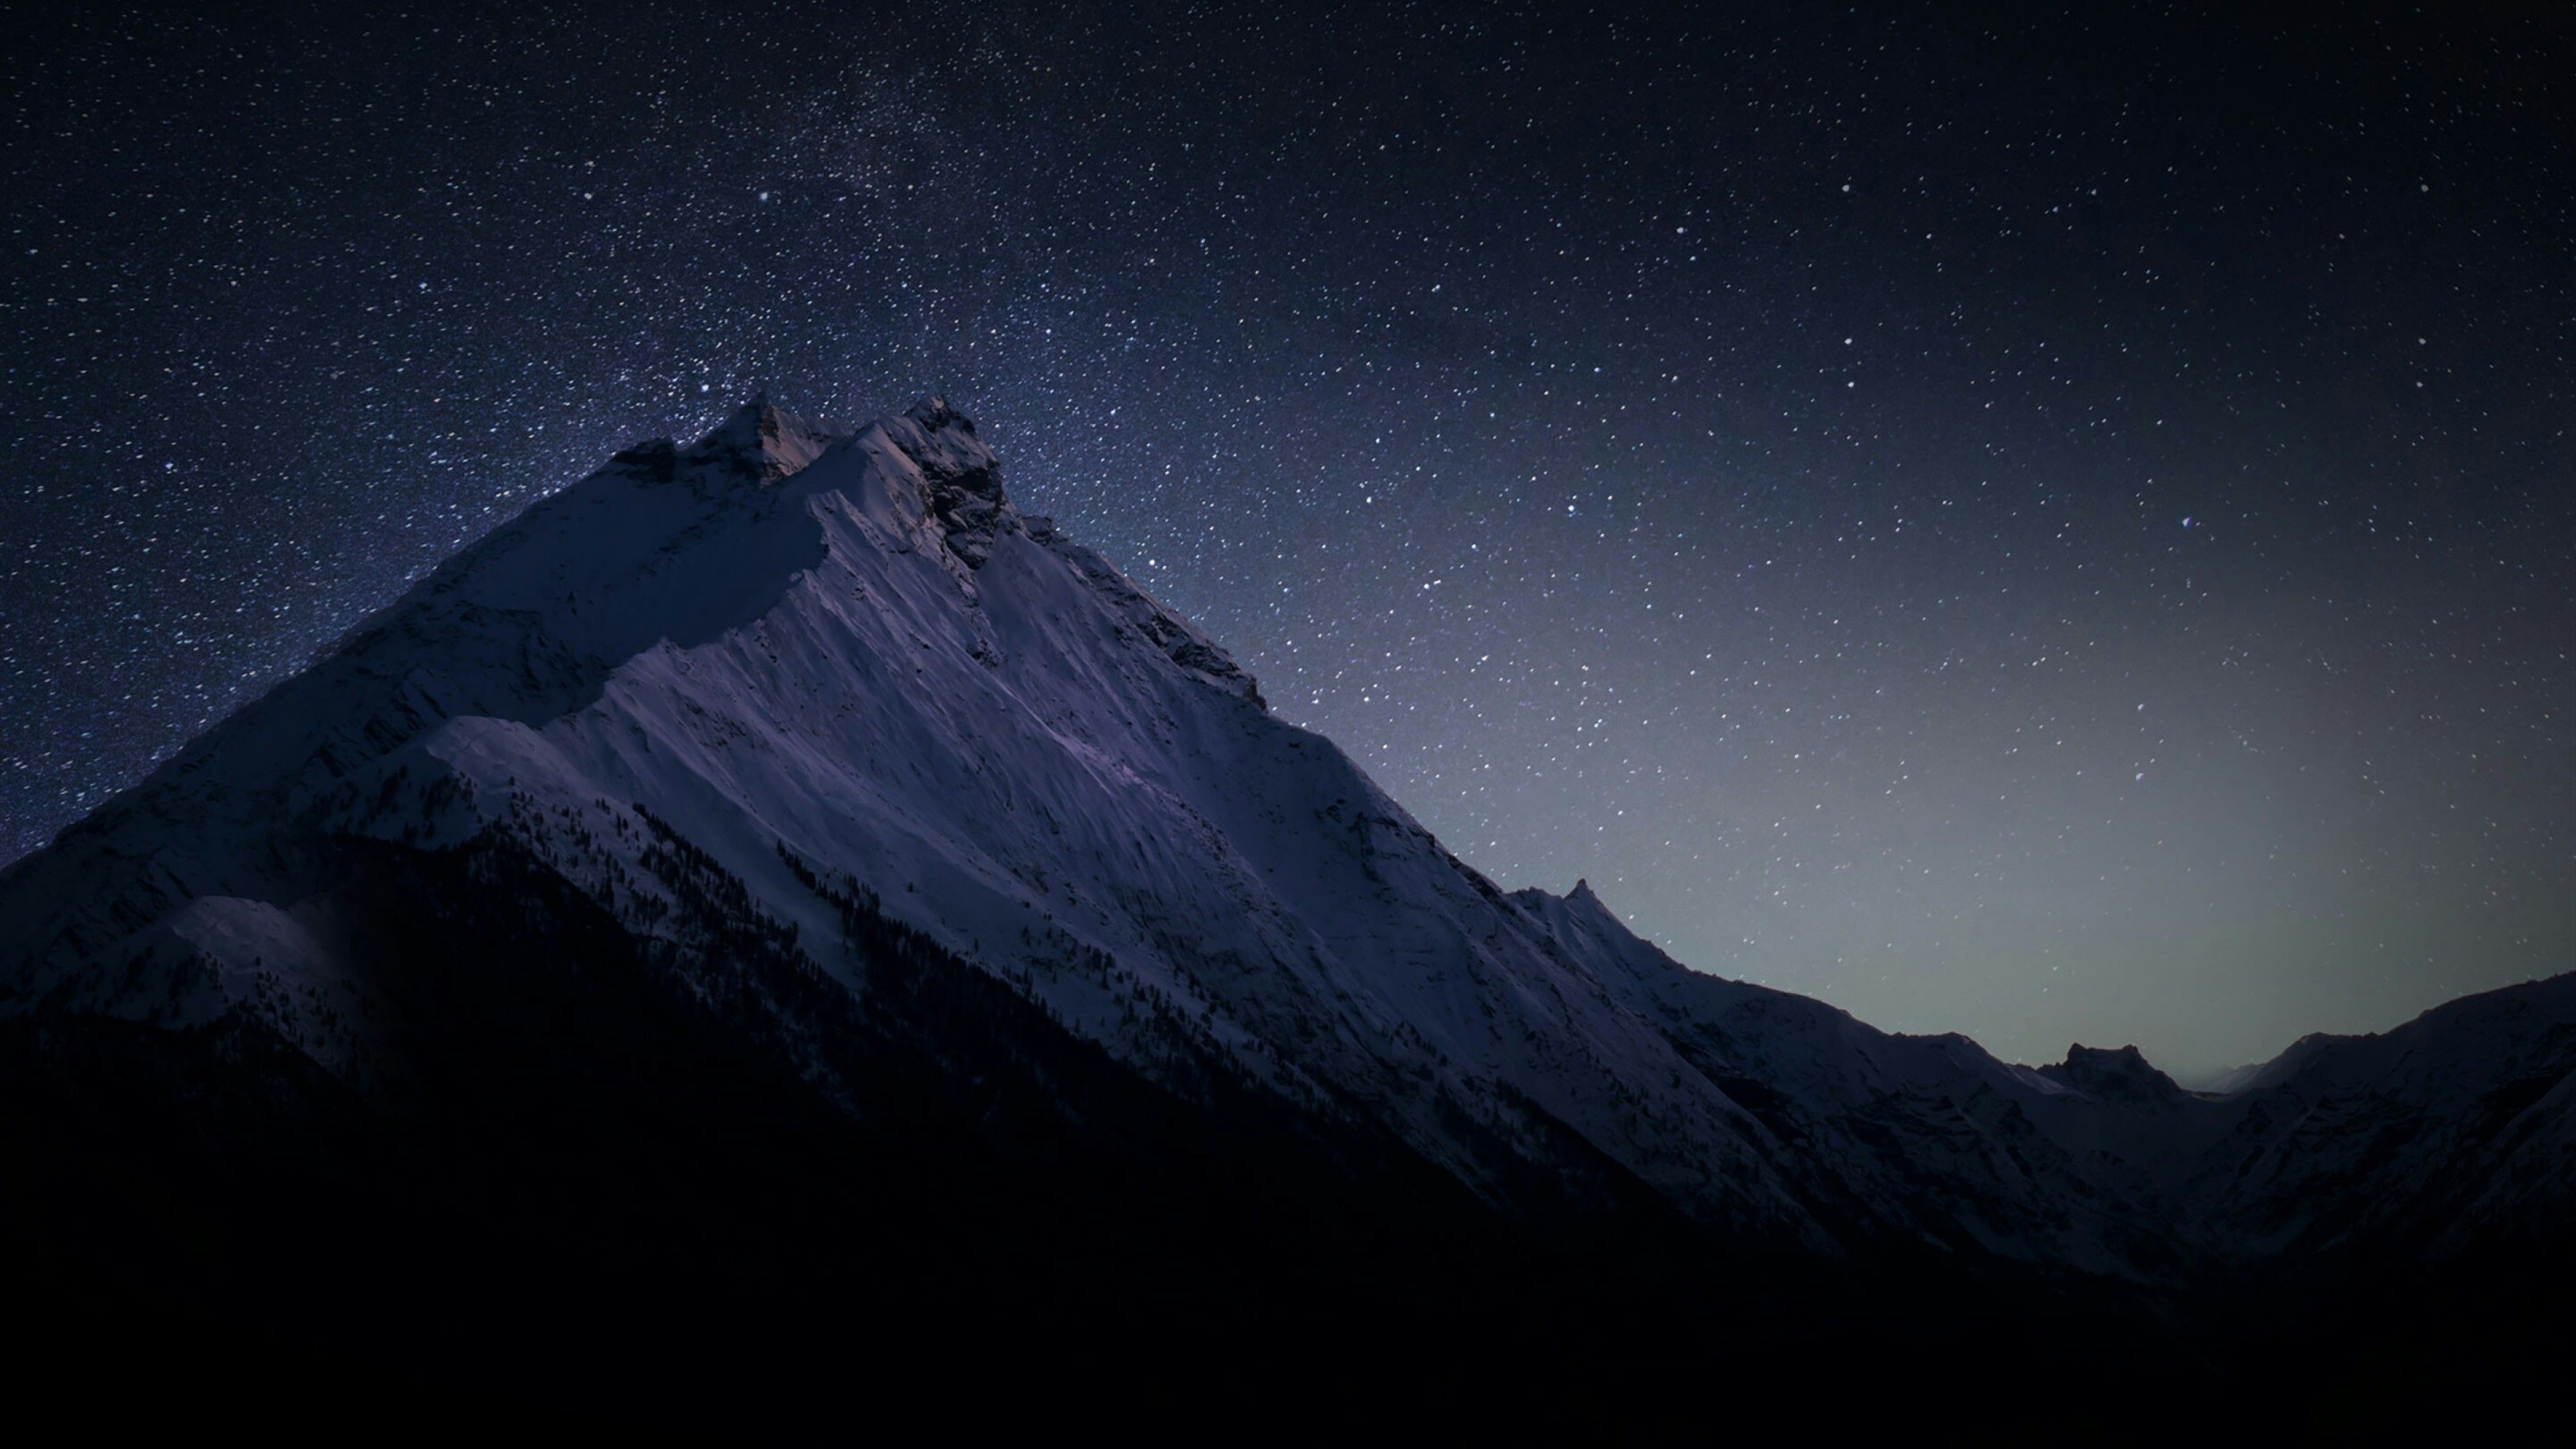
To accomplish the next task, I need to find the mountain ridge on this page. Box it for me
[3,394,2571,1417]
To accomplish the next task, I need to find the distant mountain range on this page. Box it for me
[7,397,2568,1426]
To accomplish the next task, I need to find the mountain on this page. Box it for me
[5,396,2571,1424]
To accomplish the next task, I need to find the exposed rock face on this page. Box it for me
[885,394,1011,566]
[2042,1044,2190,1105]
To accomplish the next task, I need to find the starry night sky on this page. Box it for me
[5,1,2571,1074]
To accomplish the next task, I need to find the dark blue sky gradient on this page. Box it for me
[5,1,2571,1073]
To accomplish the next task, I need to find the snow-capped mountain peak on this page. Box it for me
[4,392,2570,1288]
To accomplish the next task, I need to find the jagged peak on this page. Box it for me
[1513,878,1631,949]
[877,395,998,482]
[904,394,975,434]
[873,395,1014,567]
[2040,1042,2187,1104]
[1560,879,1622,928]
[680,392,840,483]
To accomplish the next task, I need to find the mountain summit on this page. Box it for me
[5,395,2571,1419]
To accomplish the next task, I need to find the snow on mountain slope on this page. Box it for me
[5,393,2568,1275]
[0,400,848,1063]
[2177,973,2576,1256]
[333,395,1829,1231]
[1515,883,2204,1273]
